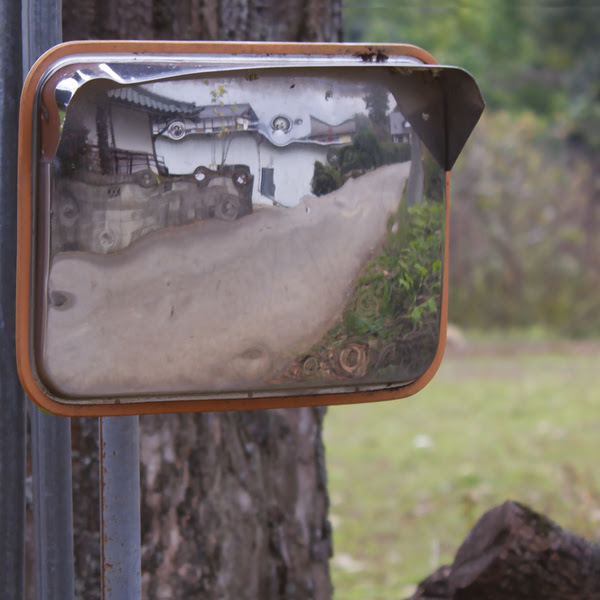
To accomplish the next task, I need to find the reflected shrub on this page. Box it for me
[311,128,411,197]
[311,161,342,196]
[282,198,445,383]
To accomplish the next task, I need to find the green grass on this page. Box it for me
[324,336,600,599]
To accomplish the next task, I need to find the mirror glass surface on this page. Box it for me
[39,67,446,401]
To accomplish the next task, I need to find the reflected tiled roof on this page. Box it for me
[107,87,197,115]
[196,104,258,122]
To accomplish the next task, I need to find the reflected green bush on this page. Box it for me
[345,200,444,340]
[311,161,343,196]
[311,127,411,197]
[287,196,445,383]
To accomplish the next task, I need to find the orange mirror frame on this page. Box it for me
[17,42,483,416]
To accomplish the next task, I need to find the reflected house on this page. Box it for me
[308,116,356,144]
[153,103,259,138]
[102,86,356,207]
[54,86,361,255]
[92,87,201,175]
[390,109,410,143]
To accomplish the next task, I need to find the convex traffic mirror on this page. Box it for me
[17,42,484,415]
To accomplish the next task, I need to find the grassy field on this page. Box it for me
[324,335,600,599]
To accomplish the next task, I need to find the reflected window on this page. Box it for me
[260,168,276,199]
[271,115,291,133]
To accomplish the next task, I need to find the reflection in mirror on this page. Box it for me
[43,68,445,400]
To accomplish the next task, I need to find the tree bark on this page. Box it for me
[62,0,343,43]
[406,500,600,600]
[139,410,330,599]
[60,2,342,598]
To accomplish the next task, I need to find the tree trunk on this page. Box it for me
[61,2,342,598]
[406,500,600,600]
[138,410,331,600]
[62,0,342,43]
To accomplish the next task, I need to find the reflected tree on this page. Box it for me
[363,85,390,140]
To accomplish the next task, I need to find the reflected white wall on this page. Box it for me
[155,133,330,207]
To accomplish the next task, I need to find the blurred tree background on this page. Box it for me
[345,0,600,336]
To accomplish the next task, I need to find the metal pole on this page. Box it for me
[100,416,142,600]
[21,0,61,72]
[30,412,75,600]
[0,0,25,597]
[22,2,75,600]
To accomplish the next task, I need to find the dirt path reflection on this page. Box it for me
[44,163,410,397]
